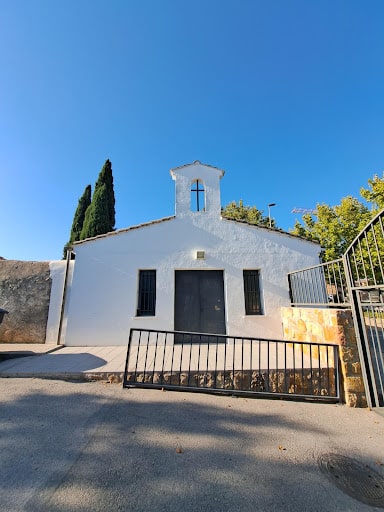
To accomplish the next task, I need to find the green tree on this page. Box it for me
[79,159,116,240]
[291,197,371,261]
[222,200,272,227]
[94,159,115,230]
[360,174,384,210]
[291,173,384,262]
[80,184,111,239]
[63,184,91,258]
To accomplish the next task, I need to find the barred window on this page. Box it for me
[243,270,262,315]
[137,270,156,316]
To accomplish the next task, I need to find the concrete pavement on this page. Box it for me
[0,378,384,511]
[1,344,384,510]
[0,344,126,381]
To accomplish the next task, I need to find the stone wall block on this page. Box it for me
[283,308,293,319]
[352,361,361,374]
[345,392,367,408]
[344,376,366,393]
[340,346,355,362]
[309,322,323,342]
[281,306,367,407]
[323,325,341,344]
[297,319,307,333]
[343,327,357,345]
[316,310,324,324]
[0,260,51,343]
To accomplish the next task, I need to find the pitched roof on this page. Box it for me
[72,213,319,248]
[170,160,225,175]
[72,216,175,246]
[221,216,320,246]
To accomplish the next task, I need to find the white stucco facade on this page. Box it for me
[46,260,75,344]
[62,161,320,346]
[45,261,66,344]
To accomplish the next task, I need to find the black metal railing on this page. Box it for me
[346,210,384,288]
[288,259,350,307]
[344,209,384,408]
[123,329,340,401]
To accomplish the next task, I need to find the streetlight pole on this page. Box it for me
[268,203,276,228]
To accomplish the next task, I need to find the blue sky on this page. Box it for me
[1,0,384,261]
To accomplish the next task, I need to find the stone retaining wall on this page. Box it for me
[125,368,337,398]
[0,260,51,343]
[281,307,367,407]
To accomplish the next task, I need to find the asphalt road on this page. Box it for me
[1,378,384,512]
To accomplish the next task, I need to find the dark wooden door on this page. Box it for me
[174,270,226,339]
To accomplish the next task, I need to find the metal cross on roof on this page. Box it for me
[191,180,205,212]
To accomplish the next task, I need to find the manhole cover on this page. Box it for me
[318,453,384,508]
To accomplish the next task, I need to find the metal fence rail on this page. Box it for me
[346,211,384,289]
[288,259,350,307]
[123,328,340,401]
[344,209,384,408]
[287,208,384,408]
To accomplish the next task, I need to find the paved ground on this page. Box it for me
[1,344,384,510]
[0,344,62,355]
[0,345,126,380]
[1,374,384,511]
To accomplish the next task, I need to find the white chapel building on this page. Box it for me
[61,161,320,346]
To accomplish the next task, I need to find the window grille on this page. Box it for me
[137,270,156,316]
[243,270,262,315]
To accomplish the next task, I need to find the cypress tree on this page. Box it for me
[94,159,115,231]
[80,184,111,239]
[64,159,116,251]
[70,184,92,242]
[63,184,91,258]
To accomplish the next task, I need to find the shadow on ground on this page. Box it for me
[0,353,107,372]
[0,379,383,512]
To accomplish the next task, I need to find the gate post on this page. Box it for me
[342,254,374,408]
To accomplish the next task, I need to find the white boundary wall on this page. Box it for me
[46,260,74,345]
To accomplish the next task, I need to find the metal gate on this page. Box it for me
[344,209,384,408]
[123,328,340,402]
